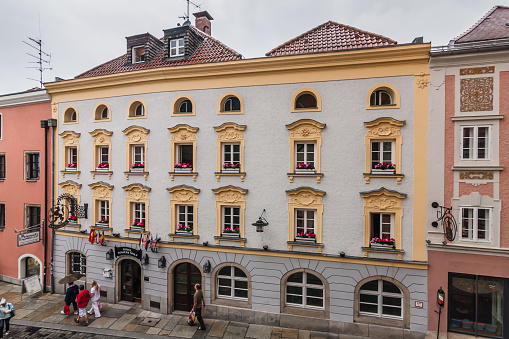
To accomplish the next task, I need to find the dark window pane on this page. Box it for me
[218,287,231,296]
[383,281,401,294]
[218,278,231,287]
[287,286,302,295]
[360,280,379,292]
[235,280,248,289]
[306,297,323,307]
[360,303,378,313]
[218,266,231,276]
[360,294,378,303]
[307,274,323,286]
[287,272,303,283]
[234,289,248,298]
[286,295,302,304]
[383,296,402,306]
[295,93,317,109]
[234,267,246,278]
[306,287,323,298]
[382,306,401,317]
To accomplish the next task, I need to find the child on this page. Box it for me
[75,284,90,326]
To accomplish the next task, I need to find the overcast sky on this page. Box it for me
[0,0,507,94]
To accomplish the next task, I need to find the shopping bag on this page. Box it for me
[98,302,103,310]
[187,311,195,326]
[63,305,70,315]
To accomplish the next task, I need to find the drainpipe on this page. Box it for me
[40,120,48,293]
[47,118,57,294]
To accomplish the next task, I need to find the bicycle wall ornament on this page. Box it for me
[431,202,458,242]
[48,194,88,229]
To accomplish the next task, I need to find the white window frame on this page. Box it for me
[460,125,491,160]
[295,142,316,168]
[132,45,145,63]
[177,205,193,231]
[132,145,145,165]
[101,107,109,120]
[223,206,240,230]
[286,272,325,310]
[217,265,249,301]
[69,252,86,275]
[371,213,394,239]
[222,143,241,164]
[99,200,109,222]
[133,202,146,226]
[359,280,403,320]
[370,140,394,169]
[99,146,109,165]
[170,38,185,57]
[68,147,78,166]
[134,103,144,116]
[295,209,316,236]
[460,207,491,242]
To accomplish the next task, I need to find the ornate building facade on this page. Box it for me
[46,13,430,338]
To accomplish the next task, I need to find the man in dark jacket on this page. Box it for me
[61,281,79,315]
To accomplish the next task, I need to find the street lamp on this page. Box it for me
[252,209,269,232]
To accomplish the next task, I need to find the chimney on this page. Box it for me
[193,11,213,35]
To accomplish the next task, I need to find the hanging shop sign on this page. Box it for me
[114,246,142,260]
[17,231,41,247]
[49,194,88,230]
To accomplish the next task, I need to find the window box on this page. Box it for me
[222,232,240,238]
[96,222,109,227]
[370,242,395,249]
[295,168,315,174]
[222,168,240,173]
[371,169,395,174]
[66,166,77,172]
[131,167,144,173]
[130,226,145,233]
[174,168,192,173]
[96,167,110,172]
[177,224,193,233]
[295,236,316,243]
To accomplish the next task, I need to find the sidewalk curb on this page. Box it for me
[11,319,167,338]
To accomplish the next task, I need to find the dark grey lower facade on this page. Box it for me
[53,233,427,338]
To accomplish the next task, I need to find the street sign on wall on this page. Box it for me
[17,231,40,247]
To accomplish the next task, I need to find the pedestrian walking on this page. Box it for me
[87,280,101,318]
[191,283,206,330]
[61,281,79,315]
[0,298,14,338]
[74,284,90,326]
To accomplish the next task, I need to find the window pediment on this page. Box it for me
[167,185,200,203]
[286,187,326,207]
[364,118,405,138]
[168,124,199,141]
[286,119,326,139]
[59,131,81,145]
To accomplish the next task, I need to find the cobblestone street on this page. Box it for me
[0,281,368,339]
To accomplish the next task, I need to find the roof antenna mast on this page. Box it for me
[24,14,52,88]
[179,0,202,22]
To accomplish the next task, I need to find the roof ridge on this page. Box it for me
[265,20,396,56]
[189,25,242,58]
[453,5,501,42]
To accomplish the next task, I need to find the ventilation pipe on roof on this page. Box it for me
[193,11,213,35]
[412,36,424,44]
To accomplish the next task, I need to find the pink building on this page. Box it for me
[427,6,509,338]
[0,89,53,290]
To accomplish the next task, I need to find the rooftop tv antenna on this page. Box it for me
[178,0,202,22]
[24,36,52,88]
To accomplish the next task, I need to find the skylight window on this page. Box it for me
[170,38,185,57]
[133,46,145,63]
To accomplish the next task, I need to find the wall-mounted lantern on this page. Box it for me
[203,260,211,273]
[142,253,149,266]
[252,209,269,232]
[106,249,114,260]
[158,256,166,268]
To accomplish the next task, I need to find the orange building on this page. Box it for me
[0,89,53,291]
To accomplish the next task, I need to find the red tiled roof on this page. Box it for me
[454,6,509,43]
[266,21,396,57]
[76,26,242,78]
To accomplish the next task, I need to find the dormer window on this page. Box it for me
[170,38,185,57]
[133,46,145,63]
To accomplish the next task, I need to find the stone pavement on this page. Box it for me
[0,281,368,339]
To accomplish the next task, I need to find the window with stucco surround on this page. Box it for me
[360,188,406,260]
[89,129,113,179]
[286,187,325,253]
[286,119,325,183]
[168,185,200,243]
[281,269,329,319]
[94,103,111,122]
[59,131,80,179]
[210,263,251,308]
[366,83,400,110]
[63,106,78,124]
[460,207,491,243]
[123,184,151,236]
[355,277,410,329]
[168,125,198,181]
[123,126,149,180]
[89,181,113,231]
[171,95,195,116]
[218,92,244,114]
[363,118,405,184]
[128,99,147,119]
[214,123,246,182]
[460,125,491,160]
[212,185,247,247]
[291,88,321,112]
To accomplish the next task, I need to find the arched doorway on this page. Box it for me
[120,259,142,302]
[18,254,42,280]
[174,262,201,311]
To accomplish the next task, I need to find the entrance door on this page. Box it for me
[174,262,201,311]
[121,259,142,302]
